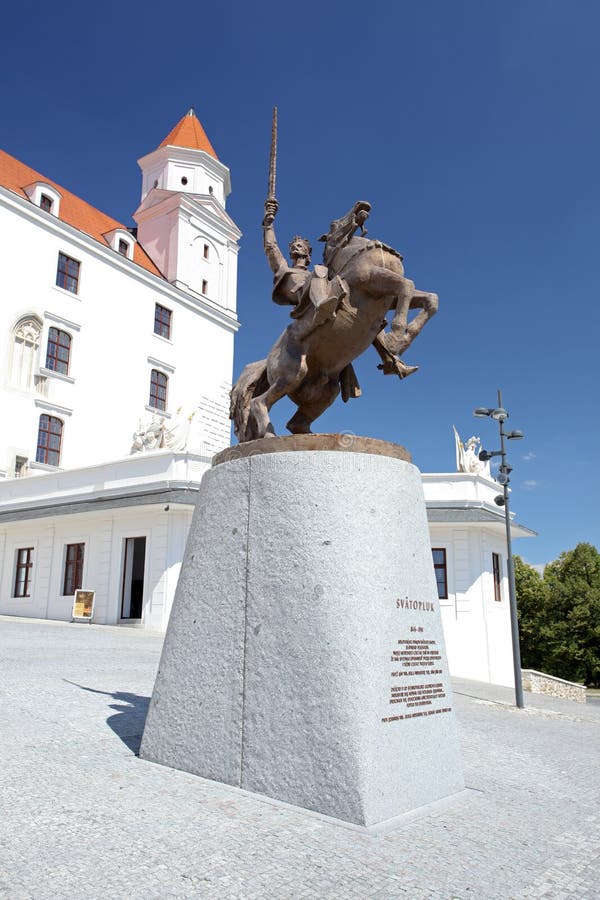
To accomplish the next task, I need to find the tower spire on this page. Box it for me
[157,109,218,159]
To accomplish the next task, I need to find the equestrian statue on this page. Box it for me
[230,110,438,443]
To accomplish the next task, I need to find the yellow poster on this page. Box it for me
[72,590,95,619]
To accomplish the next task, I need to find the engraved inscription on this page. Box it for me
[382,600,452,724]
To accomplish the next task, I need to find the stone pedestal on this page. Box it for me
[140,435,464,827]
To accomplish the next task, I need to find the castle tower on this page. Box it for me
[134,109,241,313]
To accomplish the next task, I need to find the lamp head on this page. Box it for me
[494,495,506,507]
[491,407,508,422]
[473,407,492,418]
[507,430,524,440]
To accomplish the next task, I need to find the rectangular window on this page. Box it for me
[14,548,34,598]
[45,327,71,375]
[118,239,129,257]
[36,414,63,466]
[432,548,448,599]
[56,253,80,294]
[203,244,209,260]
[40,194,53,213]
[154,303,172,339]
[63,543,85,595]
[149,369,168,411]
[492,553,502,602]
[202,279,208,295]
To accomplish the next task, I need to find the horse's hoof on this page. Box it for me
[399,364,419,379]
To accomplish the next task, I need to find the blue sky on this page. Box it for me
[2,1,598,566]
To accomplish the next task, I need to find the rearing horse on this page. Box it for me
[230,201,438,442]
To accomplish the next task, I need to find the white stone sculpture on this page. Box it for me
[453,426,491,477]
[130,408,196,454]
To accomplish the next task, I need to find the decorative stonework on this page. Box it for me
[131,407,195,454]
[453,426,491,477]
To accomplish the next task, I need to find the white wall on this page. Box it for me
[0,189,238,479]
[0,503,193,630]
[430,523,515,687]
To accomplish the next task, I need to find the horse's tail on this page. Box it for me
[229,359,269,443]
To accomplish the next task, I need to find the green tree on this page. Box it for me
[542,543,600,687]
[515,543,600,687]
[514,555,548,671]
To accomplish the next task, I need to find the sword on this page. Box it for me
[267,106,277,201]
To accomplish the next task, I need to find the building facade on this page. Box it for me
[0,114,534,687]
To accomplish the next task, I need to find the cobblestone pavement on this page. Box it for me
[1,616,599,899]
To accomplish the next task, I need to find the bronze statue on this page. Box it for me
[230,111,438,443]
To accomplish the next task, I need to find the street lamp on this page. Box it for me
[473,389,525,709]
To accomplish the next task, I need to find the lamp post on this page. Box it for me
[474,389,525,709]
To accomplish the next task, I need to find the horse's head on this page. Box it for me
[318,201,371,267]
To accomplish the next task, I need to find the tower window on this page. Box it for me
[203,244,209,260]
[154,304,172,339]
[14,548,34,598]
[181,176,188,186]
[56,253,80,294]
[432,548,448,599]
[63,543,85,595]
[202,280,208,295]
[36,414,63,466]
[40,194,53,213]
[149,369,168,411]
[208,185,213,195]
[45,327,71,376]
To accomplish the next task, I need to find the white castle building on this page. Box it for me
[0,110,534,687]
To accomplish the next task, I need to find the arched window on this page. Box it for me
[11,316,42,389]
[36,415,63,466]
[45,327,71,375]
[149,369,168,411]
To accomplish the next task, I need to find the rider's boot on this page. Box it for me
[310,274,348,327]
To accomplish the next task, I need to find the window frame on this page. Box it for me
[154,303,172,340]
[45,327,72,376]
[36,414,63,467]
[492,552,502,602]
[149,369,168,411]
[432,547,448,600]
[63,543,85,596]
[56,252,81,294]
[14,547,34,598]
[40,193,53,213]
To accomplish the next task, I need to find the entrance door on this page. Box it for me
[121,537,146,619]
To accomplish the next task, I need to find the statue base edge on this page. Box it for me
[212,432,411,466]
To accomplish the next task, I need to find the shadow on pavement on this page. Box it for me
[64,679,150,754]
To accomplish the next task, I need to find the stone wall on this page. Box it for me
[522,669,586,704]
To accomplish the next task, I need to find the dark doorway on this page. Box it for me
[121,537,146,619]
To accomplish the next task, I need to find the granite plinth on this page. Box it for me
[140,442,464,826]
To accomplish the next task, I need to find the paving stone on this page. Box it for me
[0,616,599,898]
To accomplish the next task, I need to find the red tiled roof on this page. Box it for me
[158,108,218,159]
[0,148,164,278]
